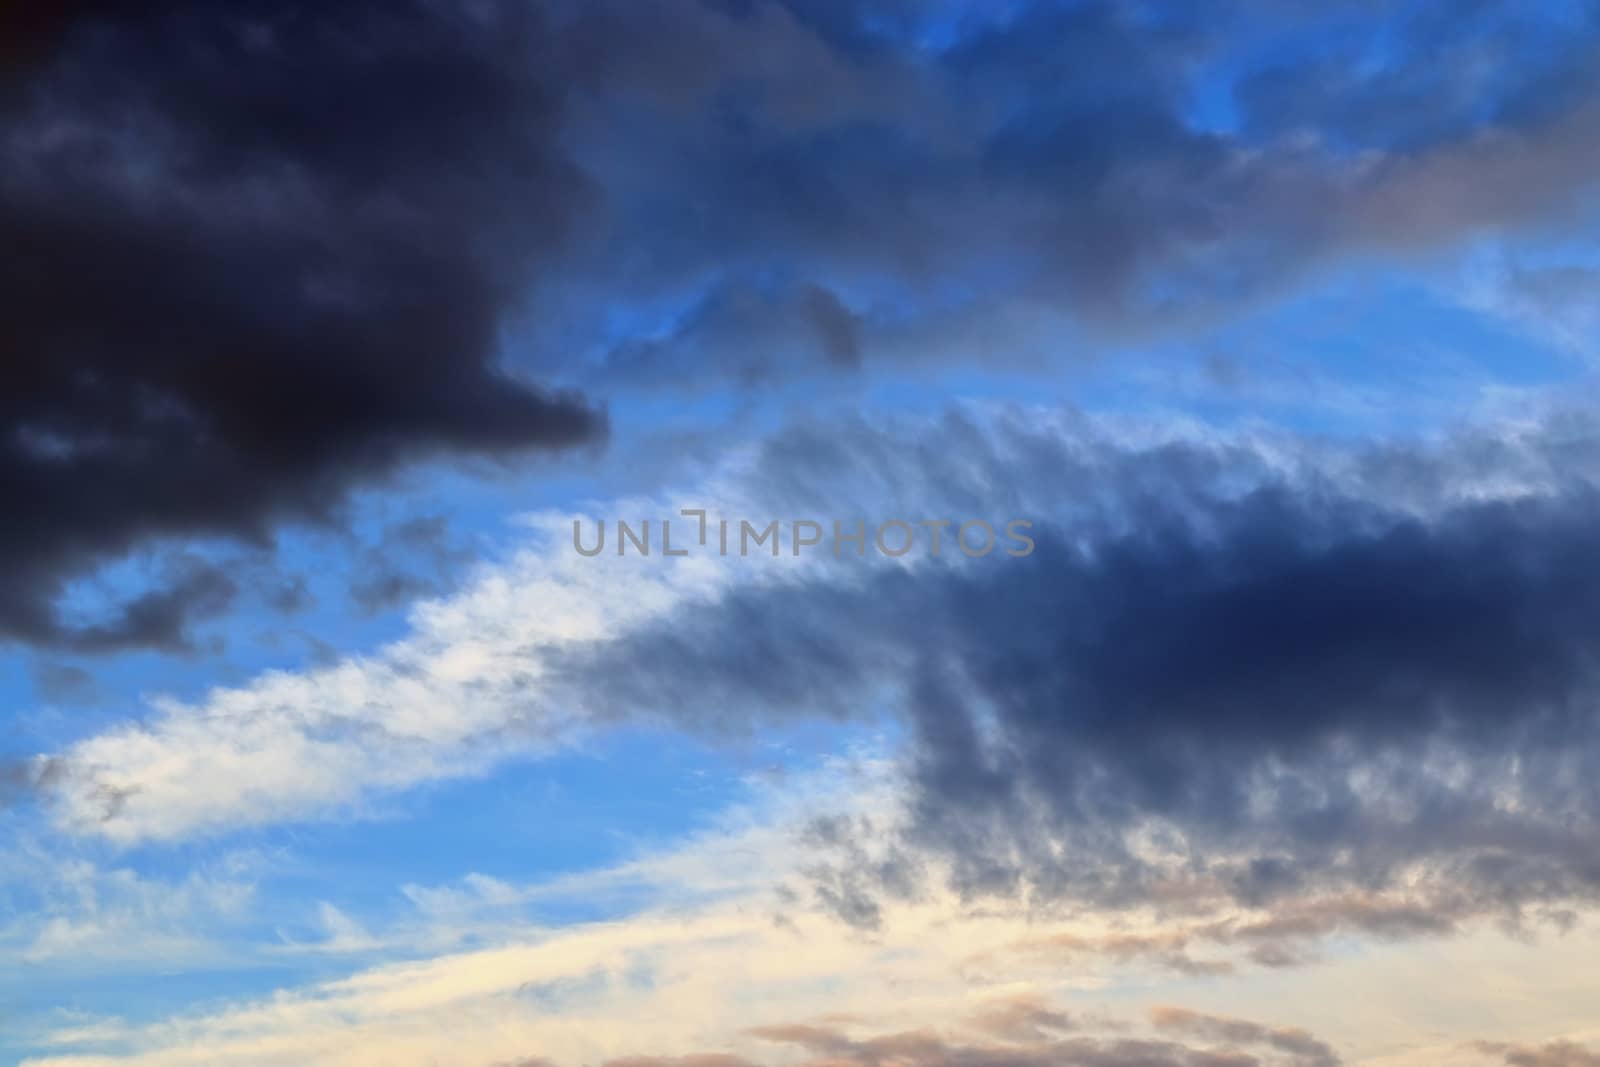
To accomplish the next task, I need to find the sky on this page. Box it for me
[4,1,1600,1065]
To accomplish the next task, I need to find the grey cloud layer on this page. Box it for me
[549,0,1600,383]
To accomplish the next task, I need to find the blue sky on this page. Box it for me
[6,3,1600,1066]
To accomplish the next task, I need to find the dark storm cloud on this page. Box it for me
[1,0,603,650]
[889,491,1600,872]
[557,415,1600,938]
[11,0,1600,652]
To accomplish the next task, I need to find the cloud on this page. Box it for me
[740,1013,1343,1067]
[592,281,866,389]
[0,0,605,650]
[28,661,97,704]
[10,0,1600,649]
[17,877,1348,1067]
[630,485,1600,930]
[10,3,1600,1060]
[1232,3,1594,150]
[14,741,1600,1067]
[30,404,1600,868]
[53,557,238,654]
[1478,1042,1600,1067]
[551,410,1600,930]
[0,845,260,969]
[347,516,476,617]
[1461,256,1600,363]
[530,0,1600,390]
[963,993,1078,1043]
[1151,1008,1339,1067]
[15,404,1600,1021]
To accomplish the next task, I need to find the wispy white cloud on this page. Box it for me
[0,843,262,969]
[20,747,1600,1067]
